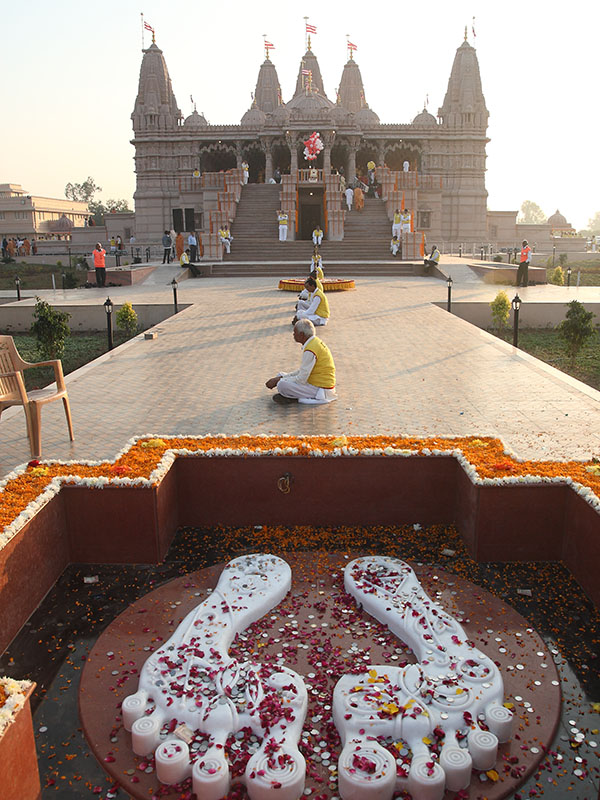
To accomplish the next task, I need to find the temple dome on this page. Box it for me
[184,110,207,128]
[330,105,351,126]
[241,106,267,127]
[270,104,290,124]
[286,90,334,118]
[547,209,567,227]
[412,108,437,126]
[355,106,380,127]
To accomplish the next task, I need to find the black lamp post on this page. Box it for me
[446,275,453,313]
[171,278,179,313]
[145,247,151,263]
[552,245,556,268]
[512,293,521,348]
[15,275,21,301]
[104,297,114,351]
[567,266,572,287]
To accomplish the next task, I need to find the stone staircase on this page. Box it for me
[216,184,415,277]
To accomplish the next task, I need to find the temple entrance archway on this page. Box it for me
[242,144,266,183]
[385,144,421,172]
[298,187,324,240]
[355,146,378,178]
[272,143,291,175]
[331,143,348,175]
[201,146,236,174]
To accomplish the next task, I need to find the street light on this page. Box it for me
[511,293,521,348]
[446,275,453,313]
[104,297,114,351]
[171,278,179,313]
[15,275,21,302]
[567,266,572,288]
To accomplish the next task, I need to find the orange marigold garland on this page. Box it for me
[0,435,598,550]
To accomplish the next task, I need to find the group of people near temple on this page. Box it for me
[1,236,36,258]
[265,234,336,406]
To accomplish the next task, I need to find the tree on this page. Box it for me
[490,291,510,336]
[559,300,596,365]
[88,198,132,225]
[587,212,600,233]
[518,201,547,225]
[30,298,71,360]
[64,176,102,202]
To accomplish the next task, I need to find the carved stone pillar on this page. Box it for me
[261,137,273,182]
[346,136,360,180]
[323,131,335,176]
[287,133,299,176]
[377,140,386,168]
[235,141,243,169]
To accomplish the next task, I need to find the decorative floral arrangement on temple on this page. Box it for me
[0,677,33,736]
[0,434,599,552]
[303,131,323,161]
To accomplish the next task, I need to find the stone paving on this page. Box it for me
[0,257,599,478]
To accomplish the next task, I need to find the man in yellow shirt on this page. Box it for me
[265,319,337,405]
[293,276,330,326]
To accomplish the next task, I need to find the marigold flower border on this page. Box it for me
[0,433,598,552]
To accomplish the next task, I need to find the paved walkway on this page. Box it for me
[0,259,599,477]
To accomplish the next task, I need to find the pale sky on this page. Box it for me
[3,0,598,229]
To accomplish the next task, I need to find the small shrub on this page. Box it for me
[558,253,568,267]
[56,260,63,267]
[30,297,71,359]
[493,254,503,262]
[116,301,138,336]
[549,266,564,285]
[559,300,596,364]
[75,255,89,271]
[490,291,511,335]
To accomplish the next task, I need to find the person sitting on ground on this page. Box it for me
[312,224,323,246]
[292,275,330,326]
[180,248,190,268]
[310,247,324,277]
[219,226,232,254]
[424,244,440,271]
[390,234,401,257]
[265,319,337,405]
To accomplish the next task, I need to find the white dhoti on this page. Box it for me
[277,378,337,404]
[220,238,231,253]
[392,222,401,237]
[391,243,400,256]
[243,171,249,185]
[296,310,327,326]
[401,224,411,234]
[279,225,287,241]
[312,233,323,245]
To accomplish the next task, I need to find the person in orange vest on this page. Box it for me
[92,242,107,287]
[516,239,532,287]
[265,318,337,405]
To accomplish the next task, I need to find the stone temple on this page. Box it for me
[130,32,490,254]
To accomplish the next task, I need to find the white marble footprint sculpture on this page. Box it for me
[333,557,513,800]
[122,554,307,800]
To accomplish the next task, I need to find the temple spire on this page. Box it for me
[131,39,181,132]
[251,57,282,114]
[438,37,488,129]
[294,48,327,98]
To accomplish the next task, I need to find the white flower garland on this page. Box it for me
[0,677,32,737]
[0,434,598,553]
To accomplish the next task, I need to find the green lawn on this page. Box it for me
[0,262,88,290]
[545,259,600,286]
[7,332,136,390]
[497,328,600,390]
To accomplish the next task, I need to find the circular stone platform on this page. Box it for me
[79,553,561,799]
[278,278,355,292]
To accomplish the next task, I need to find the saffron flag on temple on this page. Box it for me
[348,41,358,50]
[265,41,275,49]
[306,23,317,34]
[144,21,154,33]
[472,16,476,37]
